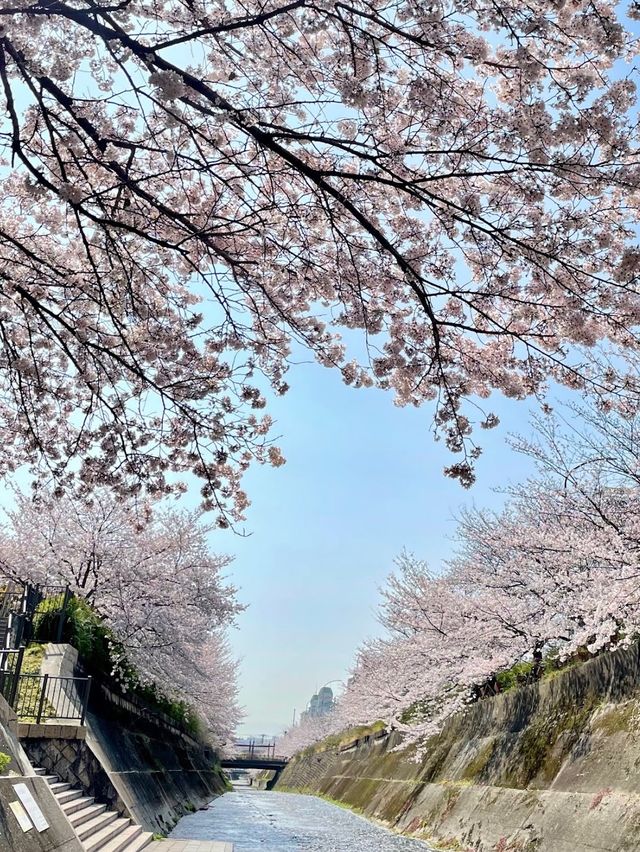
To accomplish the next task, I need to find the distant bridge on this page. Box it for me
[221,738,288,772]
[220,756,288,771]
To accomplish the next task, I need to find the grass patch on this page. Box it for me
[495,662,536,692]
[593,703,637,736]
[0,751,11,774]
[496,654,582,694]
[22,644,46,674]
[542,659,581,681]
[14,644,58,722]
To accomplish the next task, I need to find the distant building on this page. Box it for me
[317,686,334,714]
[300,686,334,723]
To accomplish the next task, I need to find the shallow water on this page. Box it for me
[169,787,436,851]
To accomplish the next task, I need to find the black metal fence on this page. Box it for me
[0,587,24,618]
[0,583,94,726]
[0,587,27,651]
[14,673,92,725]
[232,738,278,759]
[0,583,74,649]
[0,647,25,708]
[30,585,73,645]
[0,644,92,725]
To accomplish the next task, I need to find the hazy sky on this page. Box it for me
[211,359,539,736]
[0,334,542,736]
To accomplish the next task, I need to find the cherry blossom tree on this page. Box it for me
[0,1,638,515]
[276,709,343,758]
[275,406,640,752]
[333,463,640,743]
[338,553,538,739]
[0,489,243,738]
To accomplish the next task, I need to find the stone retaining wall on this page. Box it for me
[277,641,640,851]
[84,710,228,835]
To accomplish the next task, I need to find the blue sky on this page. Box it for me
[213,358,539,736]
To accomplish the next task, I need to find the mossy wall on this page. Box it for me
[277,642,640,851]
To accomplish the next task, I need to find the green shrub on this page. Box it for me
[134,680,202,736]
[12,644,57,721]
[0,751,11,774]
[495,661,536,692]
[34,596,133,683]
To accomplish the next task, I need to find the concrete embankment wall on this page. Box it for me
[84,709,228,835]
[23,644,228,836]
[277,642,640,851]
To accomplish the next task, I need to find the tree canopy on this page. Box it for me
[0,1,638,516]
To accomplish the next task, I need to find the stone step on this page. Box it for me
[69,803,108,829]
[33,761,150,852]
[62,795,96,817]
[97,824,143,852]
[118,831,153,852]
[50,781,73,794]
[56,788,84,805]
[83,817,131,852]
[77,810,118,842]
[124,831,153,852]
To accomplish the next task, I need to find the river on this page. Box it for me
[168,787,436,851]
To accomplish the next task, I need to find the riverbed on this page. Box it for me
[169,787,436,851]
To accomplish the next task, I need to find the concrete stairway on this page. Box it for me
[34,767,154,852]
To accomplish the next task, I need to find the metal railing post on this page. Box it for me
[23,584,39,645]
[55,587,72,644]
[11,614,22,651]
[8,645,25,709]
[36,674,49,724]
[18,584,28,648]
[80,677,92,726]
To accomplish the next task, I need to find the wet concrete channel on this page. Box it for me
[168,787,436,851]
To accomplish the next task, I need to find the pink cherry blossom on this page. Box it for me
[286,406,640,751]
[0,1,635,511]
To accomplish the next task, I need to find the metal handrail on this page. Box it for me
[13,673,92,724]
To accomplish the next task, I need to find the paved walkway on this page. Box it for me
[147,842,233,852]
